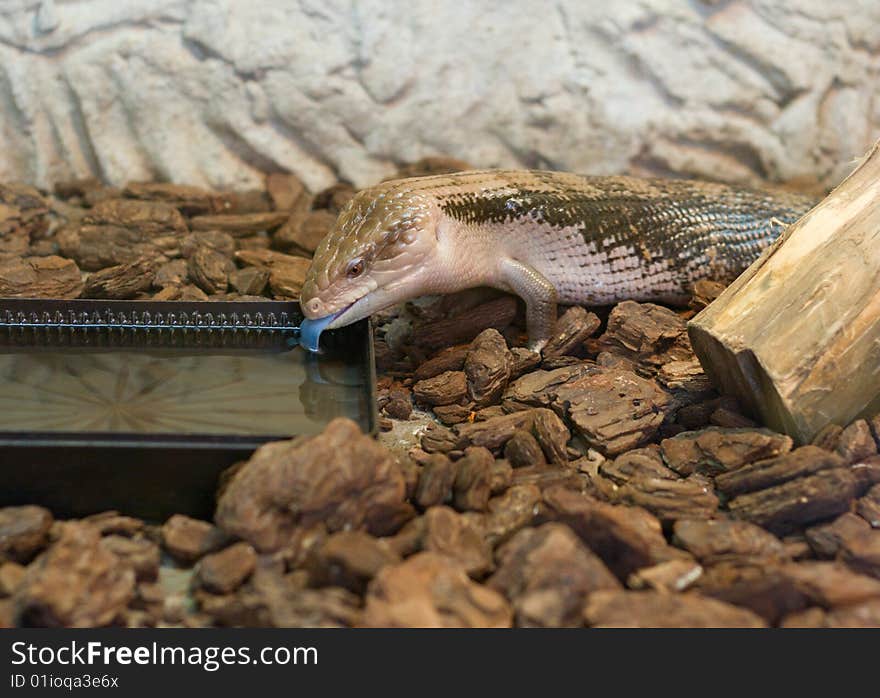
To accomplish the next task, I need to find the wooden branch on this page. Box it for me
[688,138,880,443]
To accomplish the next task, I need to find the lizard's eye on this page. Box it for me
[346,259,365,278]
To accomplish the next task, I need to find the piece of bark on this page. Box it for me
[661,427,793,476]
[420,423,466,454]
[584,590,765,628]
[393,157,473,179]
[229,266,269,296]
[503,363,598,409]
[482,485,542,546]
[715,445,844,498]
[600,447,677,485]
[160,515,230,564]
[414,345,470,381]
[532,408,571,466]
[234,248,311,279]
[781,561,880,607]
[694,561,808,623]
[99,535,160,583]
[179,284,209,301]
[265,173,306,212]
[0,562,26,597]
[710,406,758,429]
[489,523,620,627]
[688,138,880,442]
[454,410,537,451]
[275,209,335,254]
[657,359,713,395]
[543,306,601,358]
[83,255,161,299]
[180,230,236,258]
[821,599,880,627]
[627,559,704,593]
[423,506,493,577]
[83,198,187,235]
[689,279,727,311]
[837,419,878,464]
[195,543,258,594]
[188,246,234,294]
[504,430,546,468]
[858,483,880,527]
[234,235,271,252]
[384,517,426,559]
[412,370,468,407]
[0,506,53,564]
[216,418,412,551]
[14,524,134,627]
[490,459,513,495]
[82,511,144,538]
[841,529,880,579]
[728,463,880,535]
[227,189,273,214]
[0,255,83,298]
[313,183,356,214]
[508,347,542,378]
[153,258,189,288]
[512,465,588,493]
[363,552,512,628]
[598,301,692,366]
[614,475,719,523]
[199,561,361,628]
[410,296,518,350]
[415,453,458,509]
[556,368,670,456]
[432,403,473,425]
[267,260,310,297]
[812,424,844,451]
[806,512,872,558]
[57,223,174,271]
[464,328,512,407]
[673,518,786,564]
[123,181,232,215]
[190,211,289,236]
[453,447,495,512]
[383,397,412,420]
[305,531,399,593]
[0,182,49,236]
[543,486,687,579]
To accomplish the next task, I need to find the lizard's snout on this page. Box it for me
[302,297,325,318]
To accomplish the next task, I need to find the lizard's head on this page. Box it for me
[299,183,442,342]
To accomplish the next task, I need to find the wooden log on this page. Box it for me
[688,139,880,443]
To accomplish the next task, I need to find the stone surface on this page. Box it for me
[0,2,876,193]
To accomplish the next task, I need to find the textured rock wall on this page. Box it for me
[0,0,878,192]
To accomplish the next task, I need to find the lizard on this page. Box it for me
[298,169,814,353]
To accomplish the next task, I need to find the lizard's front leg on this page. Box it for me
[498,258,558,353]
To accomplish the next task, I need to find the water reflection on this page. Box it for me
[0,344,373,438]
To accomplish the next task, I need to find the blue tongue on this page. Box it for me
[298,314,338,353]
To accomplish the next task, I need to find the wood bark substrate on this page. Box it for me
[689,138,880,444]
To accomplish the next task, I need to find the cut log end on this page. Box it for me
[689,138,880,444]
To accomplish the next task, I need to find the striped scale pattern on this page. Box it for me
[394,170,816,305]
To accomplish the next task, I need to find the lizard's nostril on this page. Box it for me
[305,298,322,315]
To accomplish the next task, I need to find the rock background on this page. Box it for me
[0,0,878,192]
